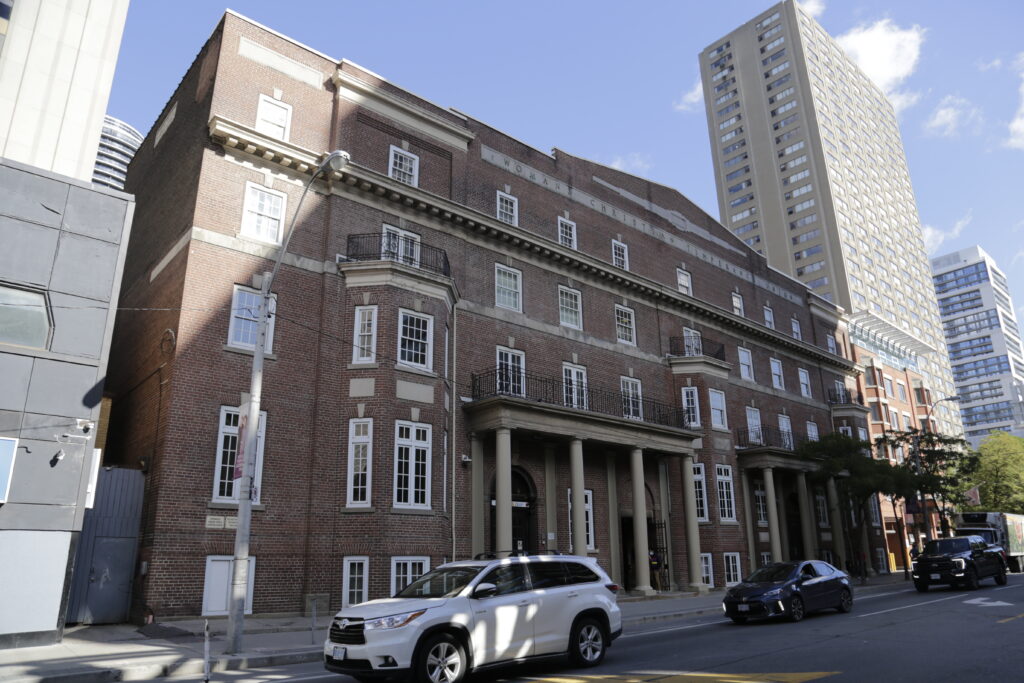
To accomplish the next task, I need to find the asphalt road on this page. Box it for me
[166,575,1024,682]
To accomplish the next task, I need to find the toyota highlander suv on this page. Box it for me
[912,535,1007,592]
[323,554,621,682]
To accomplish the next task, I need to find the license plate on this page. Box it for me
[737,604,750,612]
[333,646,346,660]
[930,574,940,580]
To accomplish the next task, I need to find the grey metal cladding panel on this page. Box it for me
[49,233,119,302]
[24,359,101,417]
[63,186,129,245]
[0,502,77,531]
[0,354,31,412]
[0,165,68,228]
[0,217,59,286]
[0,409,23,437]
[49,293,108,359]
[4,436,84,508]
[20,412,94,440]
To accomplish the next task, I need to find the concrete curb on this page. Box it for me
[3,648,323,683]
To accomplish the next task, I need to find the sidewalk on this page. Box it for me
[0,572,912,683]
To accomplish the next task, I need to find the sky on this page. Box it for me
[108,0,1024,324]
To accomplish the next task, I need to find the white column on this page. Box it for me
[764,467,783,562]
[495,428,512,557]
[681,452,704,593]
[797,471,816,560]
[569,438,587,555]
[740,468,757,573]
[631,447,653,594]
[828,477,847,570]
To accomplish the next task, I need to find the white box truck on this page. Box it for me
[954,511,1024,572]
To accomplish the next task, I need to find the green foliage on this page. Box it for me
[797,432,911,502]
[972,431,1024,513]
[874,428,979,508]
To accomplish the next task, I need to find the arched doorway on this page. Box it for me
[490,467,537,554]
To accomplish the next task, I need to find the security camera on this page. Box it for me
[76,419,95,434]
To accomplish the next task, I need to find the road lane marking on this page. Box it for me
[964,597,1013,606]
[998,612,1024,623]
[856,593,961,617]
[523,672,839,682]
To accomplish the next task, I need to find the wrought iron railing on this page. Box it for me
[471,367,691,430]
[827,388,865,406]
[668,336,726,361]
[344,233,451,277]
[735,425,801,451]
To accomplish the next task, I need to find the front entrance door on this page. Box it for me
[490,468,536,554]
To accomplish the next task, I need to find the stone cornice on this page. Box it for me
[208,118,859,374]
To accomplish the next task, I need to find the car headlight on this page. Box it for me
[953,558,966,570]
[763,588,783,598]
[364,610,426,630]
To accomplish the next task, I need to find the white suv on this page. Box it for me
[323,554,622,682]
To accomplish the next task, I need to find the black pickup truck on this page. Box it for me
[912,535,1007,592]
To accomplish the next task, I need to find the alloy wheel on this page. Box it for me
[425,640,463,683]
[577,623,605,663]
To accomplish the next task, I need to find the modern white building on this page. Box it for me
[932,246,1024,447]
[92,115,143,190]
[698,0,961,437]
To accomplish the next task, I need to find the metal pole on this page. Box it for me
[225,150,348,654]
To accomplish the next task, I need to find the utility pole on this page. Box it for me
[226,150,349,654]
[911,394,961,550]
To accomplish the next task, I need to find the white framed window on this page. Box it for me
[241,182,286,244]
[870,496,882,526]
[621,377,643,420]
[738,347,754,381]
[700,553,714,587]
[682,327,702,355]
[352,306,378,364]
[791,318,802,340]
[497,191,518,225]
[839,425,853,437]
[612,239,629,270]
[558,286,582,329]
[562,362,588,409]
[382,225,421,267]
[754,483,768,526]
[496,346,525,397]
[709,389,728,429]
[212,406,266,504]
[798,368,812,398]
[0,437,17,504]
[614,305,636,345]
[682,386,701,427]
[346,418,372,507]
[228,285,276,353]
[732,292,745,316]
[815,492,830,527]
[778,414,793,449]
[343,556,369,607]
[567,488,596,551]
[806,421,819,441]
[716,464,736,521]
[202,555,254,616]
[857,427,869,442]
[760,551,773,567]
[391,556,430,595]
[558,217,577,249]
[394,421,431,509]
[388,145,419,187]
[826,333,838,354]
[677,268,692,295]
[693,463,708,521]
[770,358,785,389]
[255,94,291,140]
[724,552,742,586]
[494,264,522,312]
[398,309,433,371]
[746,406,763,445]
[763,306,775,329]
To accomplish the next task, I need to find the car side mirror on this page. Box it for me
[473,582,497,599]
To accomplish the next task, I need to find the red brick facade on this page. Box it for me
[106,12,872,620]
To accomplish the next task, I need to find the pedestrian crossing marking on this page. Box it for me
[523,672,839,682]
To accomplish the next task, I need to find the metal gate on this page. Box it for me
[67,468,144,624]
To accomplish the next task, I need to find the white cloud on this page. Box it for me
[977,58,1002,72]
[673,78,703,112]
[921,210,972,254]
[924,95,982,137]
[1007,53,1024,150]
[799,0,826,18]
[836,19,926,114]
[609,153,652,175]
[1012,250,1024,266]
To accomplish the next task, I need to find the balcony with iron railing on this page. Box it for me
[344,232,451,277]
[827,388,870,418]
[735,425,804,451]
[470,367,692,430]
[667,334,730,379]
[668,335,726,361]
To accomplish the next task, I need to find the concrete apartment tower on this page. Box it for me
[932,246,1024,448]
[92,114,143,191]
[699,1,960,435]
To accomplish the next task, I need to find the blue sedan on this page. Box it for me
[722,560,853,623]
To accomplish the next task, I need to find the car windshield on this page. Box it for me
[395,566,484,598]
[924,538,970,554]
[744,564,796,582]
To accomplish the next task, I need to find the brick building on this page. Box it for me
[105,11,871,619]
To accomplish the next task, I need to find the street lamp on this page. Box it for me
[227,150,350,654]
[911,394,960,548]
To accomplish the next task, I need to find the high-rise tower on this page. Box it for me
[92,114,143,191]
[699,0,961,437]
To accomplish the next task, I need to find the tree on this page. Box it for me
[972,431,1024,513]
